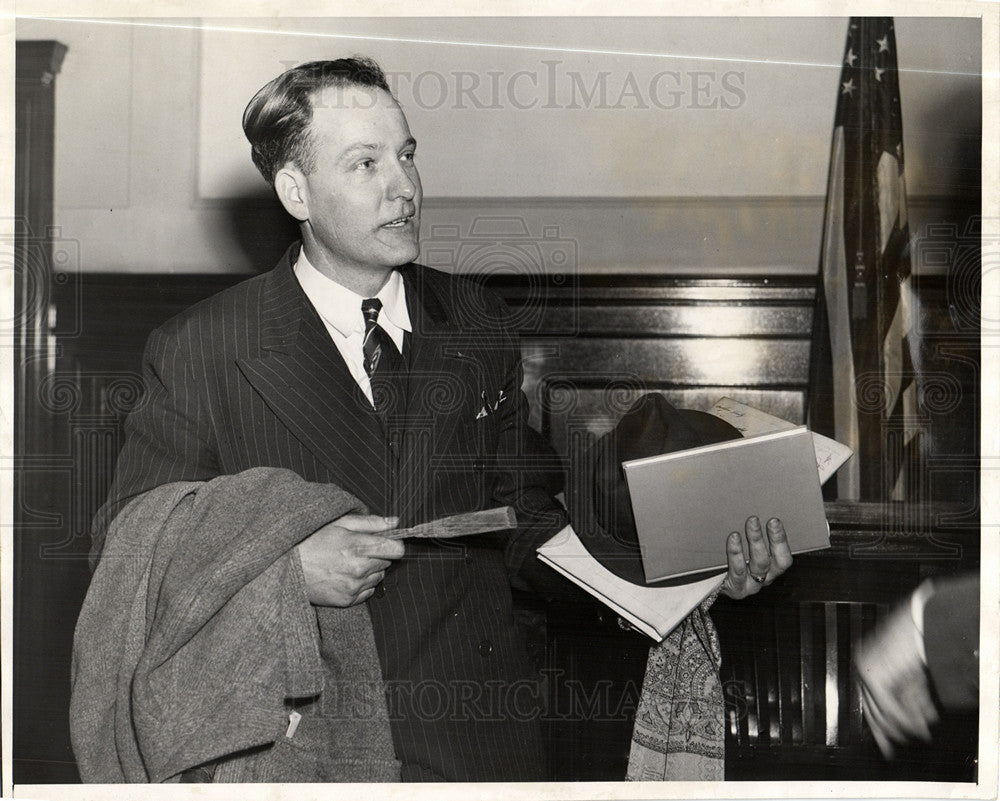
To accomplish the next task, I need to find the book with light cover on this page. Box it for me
[623,426,830,583]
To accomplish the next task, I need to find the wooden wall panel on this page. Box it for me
[13,269,979,783]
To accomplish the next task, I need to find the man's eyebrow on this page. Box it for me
[338,138,416,160]
[339,142,379,159]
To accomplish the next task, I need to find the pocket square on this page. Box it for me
[476,389,508,419]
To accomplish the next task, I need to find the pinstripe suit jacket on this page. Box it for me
[95,244,569,782]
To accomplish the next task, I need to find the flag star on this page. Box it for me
[877,35,890,52]
[875,67,886,82]
[844,47,857,66]
[841,78,856,97]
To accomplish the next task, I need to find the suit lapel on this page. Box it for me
[392,266,479,525]
[236,247,392,510]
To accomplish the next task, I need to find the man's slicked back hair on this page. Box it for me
[242,57,391,185]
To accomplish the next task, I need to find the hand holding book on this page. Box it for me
[718,515,794,600]
[537,394,848,641]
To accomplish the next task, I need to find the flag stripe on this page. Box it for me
[821,128,862,500]
[808,17,923,502]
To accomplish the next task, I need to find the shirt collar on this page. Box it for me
[293,248,412,338]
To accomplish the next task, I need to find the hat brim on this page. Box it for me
[574,395,742,586]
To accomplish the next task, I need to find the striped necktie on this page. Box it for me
[361,297,401,379]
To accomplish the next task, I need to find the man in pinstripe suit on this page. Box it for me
[92,58,570,781]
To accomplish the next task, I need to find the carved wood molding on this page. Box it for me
[16,40,67,89]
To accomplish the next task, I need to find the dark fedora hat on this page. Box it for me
[578,393,742,585]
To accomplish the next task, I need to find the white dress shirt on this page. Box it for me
[293,250,412,406]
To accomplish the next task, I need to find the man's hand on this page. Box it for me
[719,516,793,599]
[297,514,405,607]
[855,599,939,758]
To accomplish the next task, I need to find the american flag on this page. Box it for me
[808,18,923,501]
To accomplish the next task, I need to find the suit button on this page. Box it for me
[372,583,386,599]
[473,459,486,472]
[478,639,493,657]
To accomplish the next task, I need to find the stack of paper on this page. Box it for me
[536,526,725,641]
[707,397,853,484]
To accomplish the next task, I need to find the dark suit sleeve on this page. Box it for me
[486,330,574,598]
[91,322,222,565]
[923,573,979,711]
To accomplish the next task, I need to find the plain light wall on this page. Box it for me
[16,16,982,274]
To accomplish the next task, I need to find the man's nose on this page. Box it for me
[386,162,418,201]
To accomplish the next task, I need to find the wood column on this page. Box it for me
[14,39,79,785]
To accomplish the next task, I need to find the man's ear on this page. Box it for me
[274,166,309,222]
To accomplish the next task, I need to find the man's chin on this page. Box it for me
[381,239,420,267]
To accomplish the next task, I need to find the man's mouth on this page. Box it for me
[381,213,415,229]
